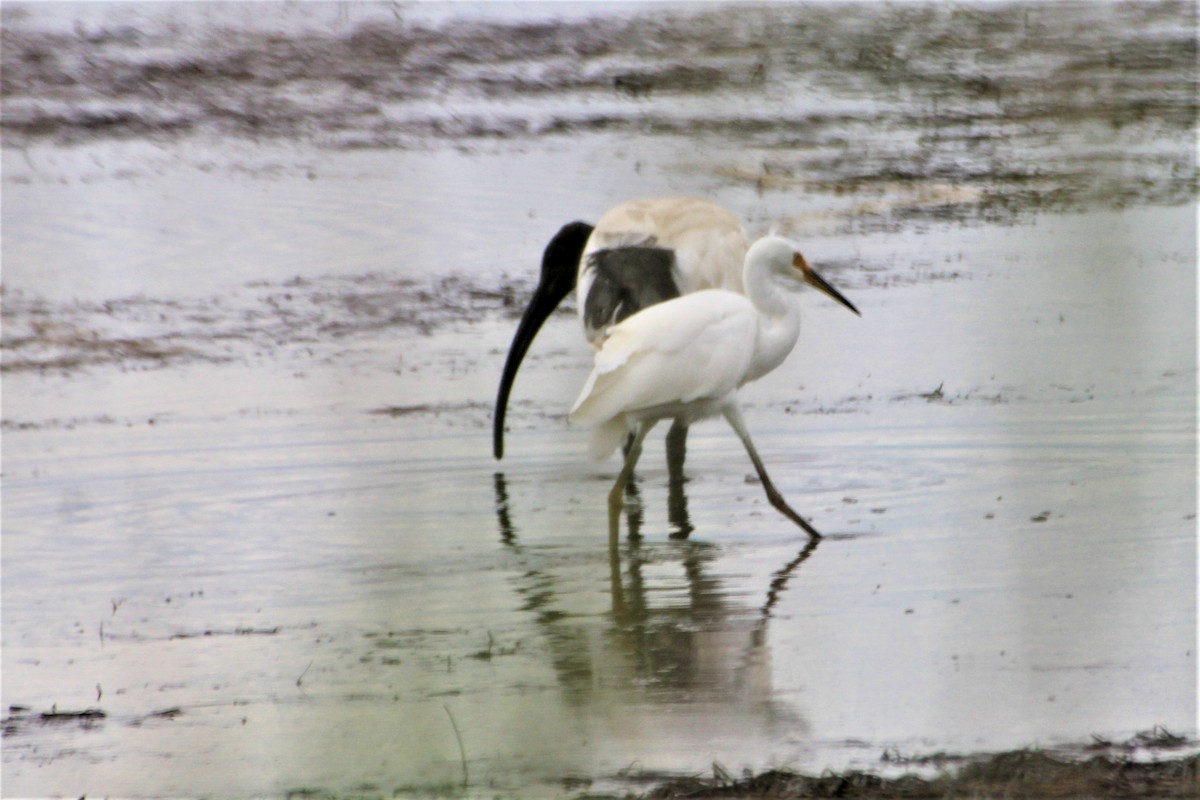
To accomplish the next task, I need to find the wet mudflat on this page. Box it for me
[2,2,1197,798]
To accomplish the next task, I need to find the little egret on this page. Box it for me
[568,235,860,539]
[493,197,749,462]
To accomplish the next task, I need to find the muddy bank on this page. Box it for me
[0,244,941,377]
[4,2,1195,147]
[638,747,1198,799]
[0,272,536,374]
[2,1,1196,229]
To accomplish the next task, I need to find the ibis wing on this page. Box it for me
[582,246,681,337]
[577,197,751,344]
[569,291,756,426]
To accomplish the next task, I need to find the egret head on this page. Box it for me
[791,250,860,316]
[747,235,860,316]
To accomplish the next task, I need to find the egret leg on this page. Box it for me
[609,420,656,542]
[722,405,822,540]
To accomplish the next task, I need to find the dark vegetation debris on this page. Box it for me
[633,740,1198,799]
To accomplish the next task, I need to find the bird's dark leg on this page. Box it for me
[609,421,655,543]
[623,476,644,540]
[665,418,693,539]
[620,432,639,504]
[665,418,688,480]
[722,406,822,540]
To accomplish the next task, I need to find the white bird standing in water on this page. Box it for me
[493,197,749,465]
[568,235,860,539]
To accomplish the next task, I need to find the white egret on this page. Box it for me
[493,197,749,462]
[568,235,860,539]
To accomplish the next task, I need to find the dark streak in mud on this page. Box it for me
[168,626,280,641]
[3,705,186,738]
[2,707,107,736]
[0,273,541,376]
[369,401,490,418]
[0,245,952,380]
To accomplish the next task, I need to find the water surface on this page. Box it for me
[2,2,1196,797]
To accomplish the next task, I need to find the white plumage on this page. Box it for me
[570,290,756,459]
[569,235,860,539]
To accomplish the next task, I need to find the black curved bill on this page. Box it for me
[493,283,571,459]
[493,221,593,460]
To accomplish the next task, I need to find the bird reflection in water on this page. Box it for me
[492,469,820,722]
[495,467,684,543]
[606,424,693,543]
[493,471,517,544]
[612,466,692,542]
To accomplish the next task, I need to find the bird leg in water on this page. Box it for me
[722,406,823,540]
[622,477,645,540]
[666,482,693,539]
[665,419,693,539]
[665,419,688,482]
[609,420,656,543]
[622,416,687,489]
[623,417,686,461]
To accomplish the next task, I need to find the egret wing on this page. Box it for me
[569,291,756,426]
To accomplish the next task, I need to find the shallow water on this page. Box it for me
[2,2,1197,797]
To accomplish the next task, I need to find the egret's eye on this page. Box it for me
[792,252,809,271]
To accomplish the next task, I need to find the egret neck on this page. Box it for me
[741,254,802,387]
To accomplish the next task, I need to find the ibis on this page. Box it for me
[493,197,749,469]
